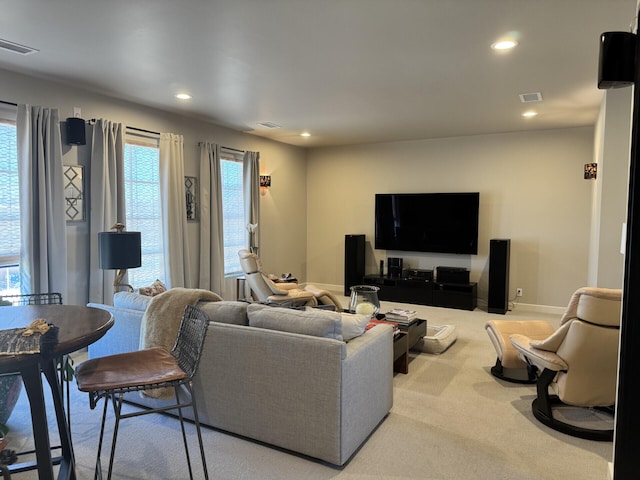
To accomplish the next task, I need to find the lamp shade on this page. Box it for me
[98,231,141,269]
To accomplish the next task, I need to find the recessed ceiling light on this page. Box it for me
[300,132,311,137]
[491,39,518,51]
[522,111,538,118]
[175,93,192,100]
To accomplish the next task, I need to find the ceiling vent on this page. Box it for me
[0,38,39,55]
[519,92,543,103]
[257,121,282,129]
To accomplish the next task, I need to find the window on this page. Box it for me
[220,153,245,276]
[124,138,165,287]
[0,119,20,296]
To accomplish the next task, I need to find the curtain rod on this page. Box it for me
[0,100,18,107]
[222,145,245,153]
[127,125,160,136]
[89,118,160,136]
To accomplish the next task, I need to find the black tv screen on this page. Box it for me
[375,192,479,254]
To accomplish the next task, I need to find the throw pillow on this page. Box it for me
[197,301,249,325]
[247,303,343,340]
[138,279,167,297]
[340,312,370,340]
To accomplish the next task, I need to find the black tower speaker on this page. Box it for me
[598,31,636,89]
[344,234,365,296]
[488,238,510,314]
[66,117,86,145]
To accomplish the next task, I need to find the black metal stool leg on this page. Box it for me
[106,393,125,480]
[188,384,209,480]
[95,394,110,480]
[174,387,195,480]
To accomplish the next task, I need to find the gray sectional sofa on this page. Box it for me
[86,291,394,466]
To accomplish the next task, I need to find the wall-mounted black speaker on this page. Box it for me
[598,31,636,89]
[488,239,510,314]
[66,117,86,145]
[344,234,365,295]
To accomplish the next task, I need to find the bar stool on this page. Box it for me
[75,305,210,480]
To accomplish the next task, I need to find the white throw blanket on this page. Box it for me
[140,287,222,399]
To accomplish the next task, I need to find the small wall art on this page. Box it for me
[64,165,85,221]
[185,176,198,222]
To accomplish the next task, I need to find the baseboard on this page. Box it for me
[511,302,566,315]
[309,283,567,315]
[306,282,343,294]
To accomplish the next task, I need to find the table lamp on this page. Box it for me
[98,223,141,292]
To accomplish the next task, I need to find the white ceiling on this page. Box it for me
[0,0,636,148]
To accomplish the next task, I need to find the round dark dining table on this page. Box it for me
[0,304,114,480]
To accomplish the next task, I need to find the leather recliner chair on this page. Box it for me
[238,249,317,306]
[493,287,622,440]
[237,249,344,310]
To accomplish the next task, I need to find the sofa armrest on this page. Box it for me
[340,324,394,463]
[271,282,300,291]
[86,303,144,358]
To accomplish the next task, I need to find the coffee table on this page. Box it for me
[392,318,427,373]
[393,332,409,373]
[399,318,427,349]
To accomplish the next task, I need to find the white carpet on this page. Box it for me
[4,299,614,479]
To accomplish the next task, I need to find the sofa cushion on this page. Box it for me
[113,291,153,311]
[197,301,249,325]
[247,304,342,340]
[340,312,370,341]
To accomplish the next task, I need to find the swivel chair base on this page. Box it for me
[533,368,614,441]
[490,358,538,384]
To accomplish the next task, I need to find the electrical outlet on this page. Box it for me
[516,288,523,297]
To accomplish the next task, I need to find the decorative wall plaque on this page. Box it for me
[64,165,84,221]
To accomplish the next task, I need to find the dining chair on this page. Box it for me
[75,304,210,480]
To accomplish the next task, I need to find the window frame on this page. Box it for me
[123,131,165,288]
[220,150,245,277]
[0,107,20,296]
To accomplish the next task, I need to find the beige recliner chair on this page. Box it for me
[238,249,344,310]
[238,249,317,306]
[501,287,621,440]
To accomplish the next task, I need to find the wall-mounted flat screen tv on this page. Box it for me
[375,192,479,254]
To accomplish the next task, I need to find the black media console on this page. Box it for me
[362,268,477,311]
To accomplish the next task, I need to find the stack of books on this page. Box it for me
[384,308,418,325]
[366,319,401,336]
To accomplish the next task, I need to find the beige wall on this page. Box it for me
[589,88,632,288]
[306,127,610,308]
[1,67,631,309]
[0,68,308,304]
